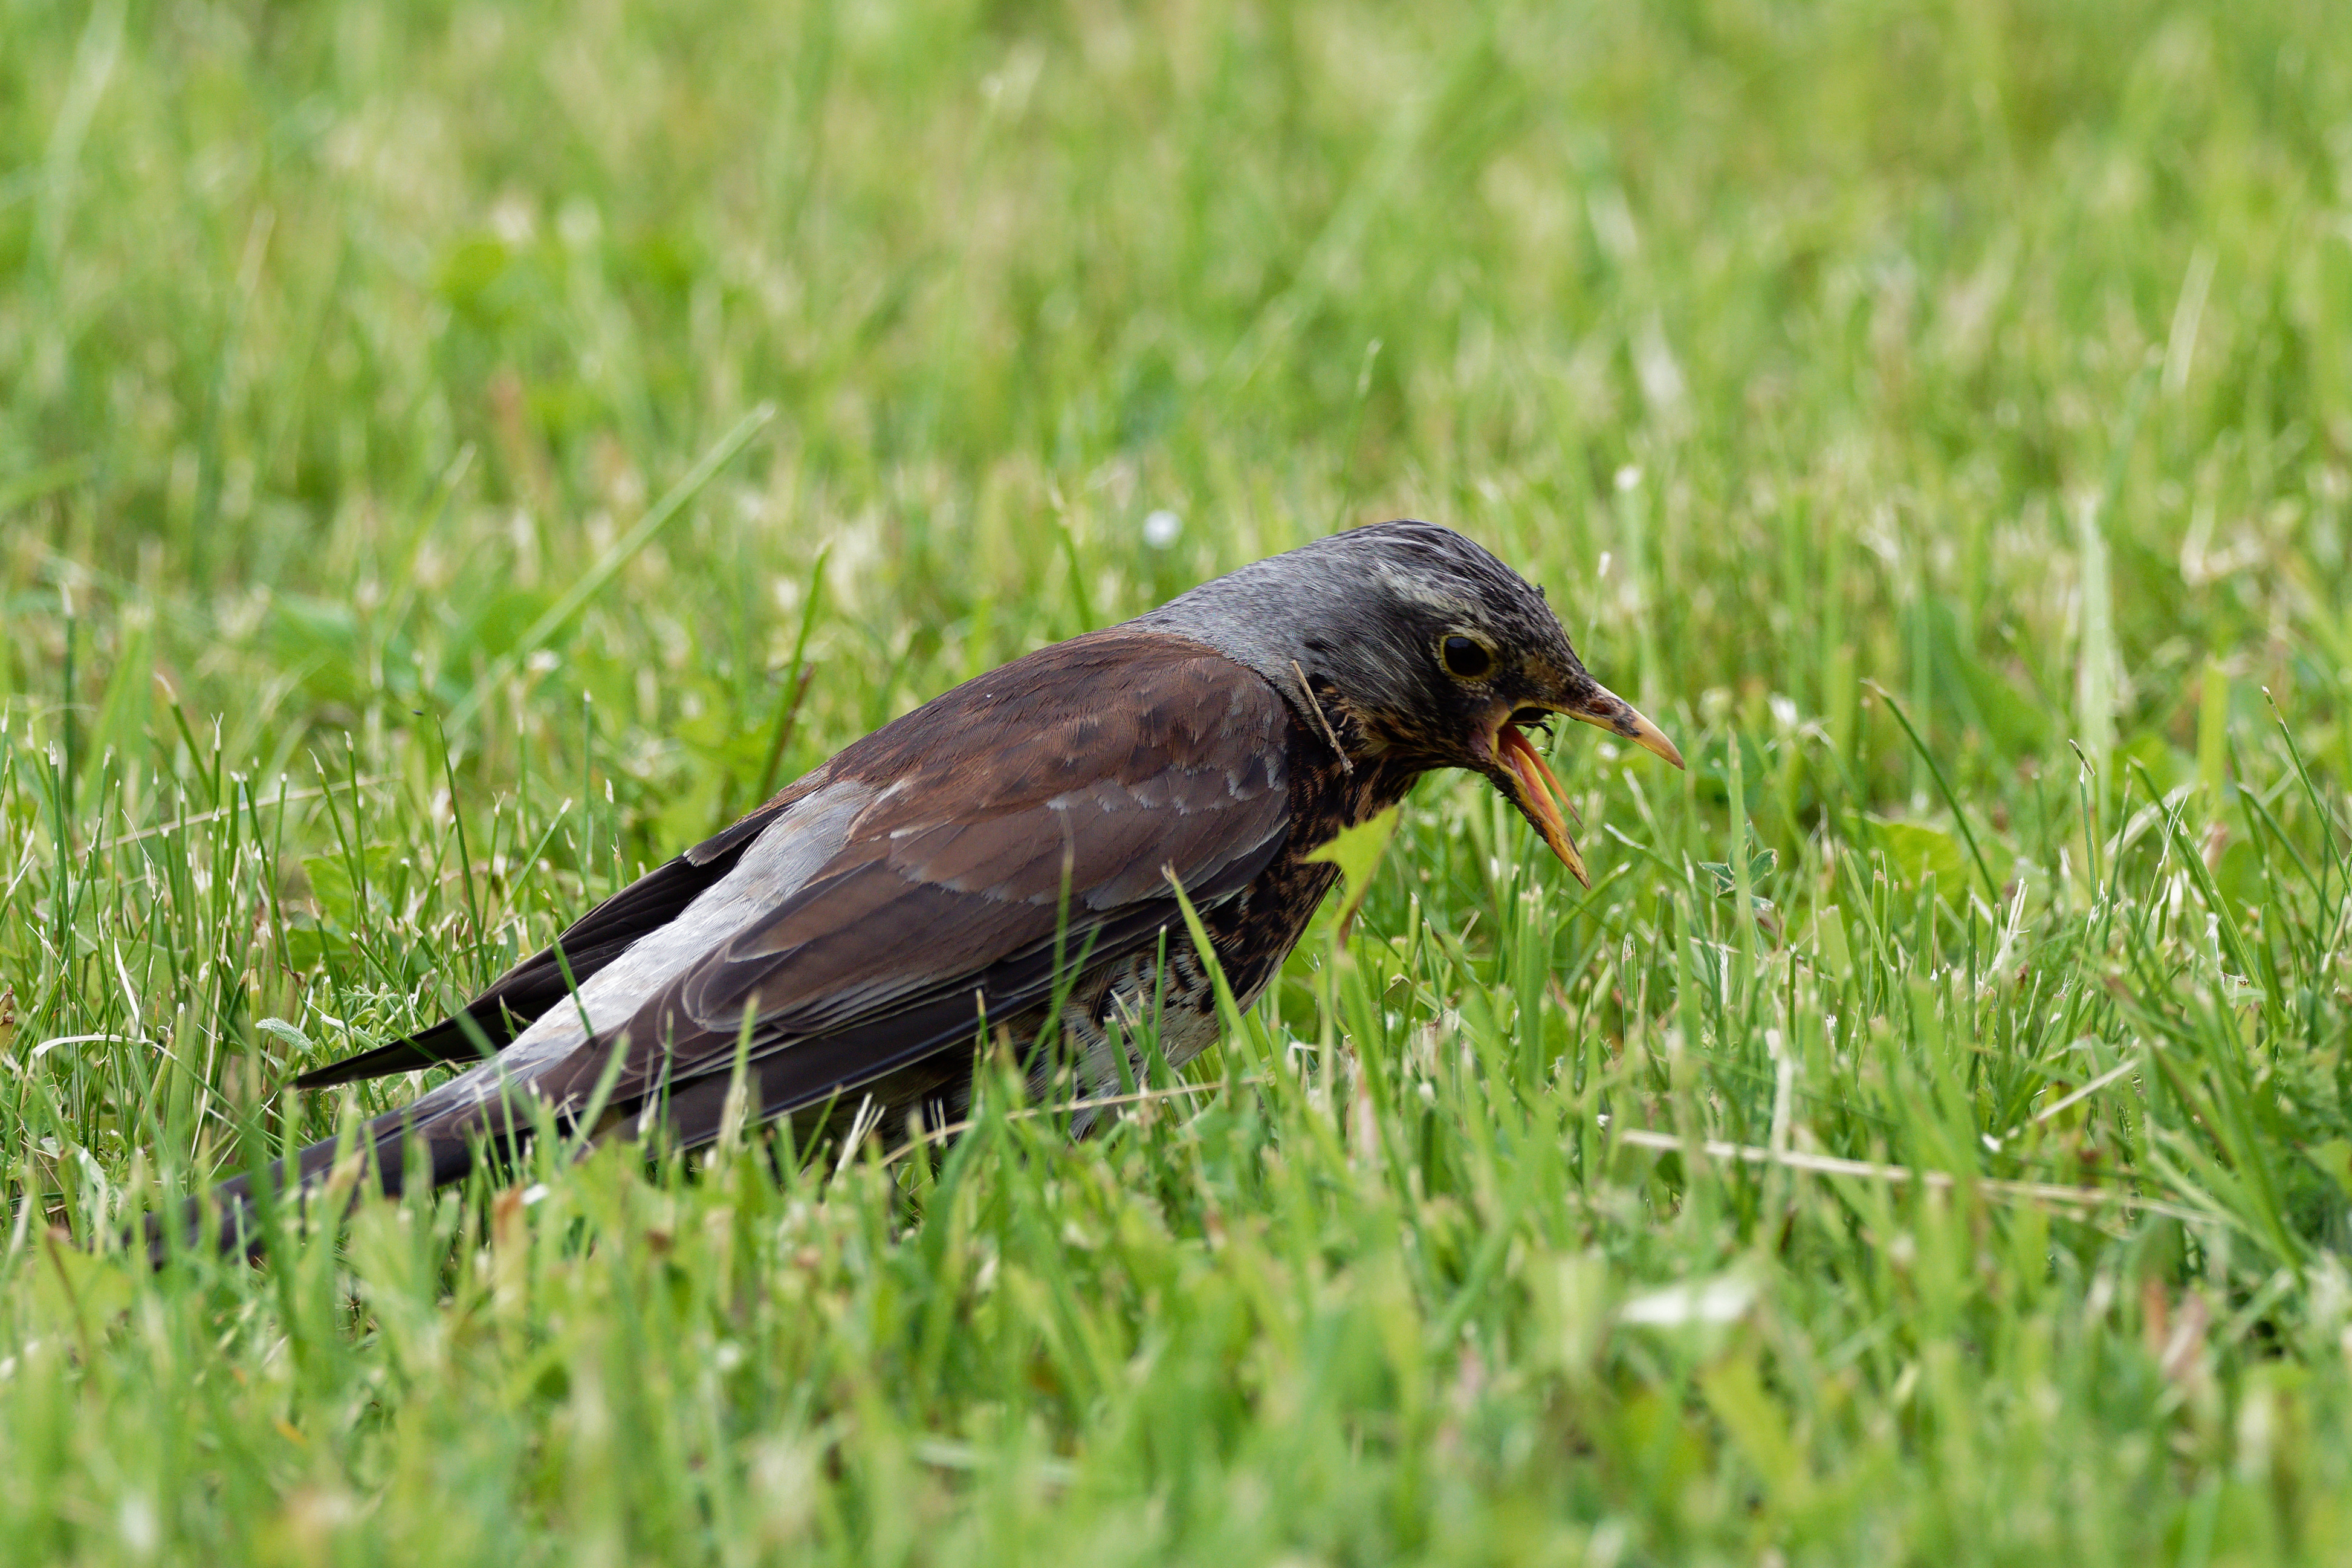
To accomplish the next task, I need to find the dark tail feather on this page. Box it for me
[146,1113,483,1268]
[290,1009,514,1089]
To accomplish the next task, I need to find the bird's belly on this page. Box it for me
[800,858,1341,1155]
[1040,858,1341,1135]
[1037,944,1239,1137]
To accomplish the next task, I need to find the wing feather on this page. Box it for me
[291,769,832,1087]
[422,630,1295,1141]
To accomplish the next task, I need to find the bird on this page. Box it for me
[166,520,1680,1257]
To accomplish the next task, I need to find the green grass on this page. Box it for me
[5,0,2352,1560]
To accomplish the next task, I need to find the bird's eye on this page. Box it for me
[1439,635,1493,679]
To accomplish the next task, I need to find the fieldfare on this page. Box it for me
[175,520,1679,1254]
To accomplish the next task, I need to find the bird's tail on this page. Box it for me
[146,1103,496,1267]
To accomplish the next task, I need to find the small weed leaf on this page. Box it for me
[1697,847,1777,899]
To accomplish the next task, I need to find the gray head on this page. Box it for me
[1131,520,1682,881]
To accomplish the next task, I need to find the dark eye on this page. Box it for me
[1440,635,1493,679]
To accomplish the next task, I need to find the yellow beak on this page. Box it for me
[1566,681,1685,769]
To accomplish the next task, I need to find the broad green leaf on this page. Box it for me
[302,844,401,928]
[1868,817,2012,902]
[1869,818,1967,890]
[1306,805,1400,946]
[2305,1139,2352,1194]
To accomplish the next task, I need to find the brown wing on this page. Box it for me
[482,629,1297,1130]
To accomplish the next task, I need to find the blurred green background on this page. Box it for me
[4,0,2351,1561]
[9,0,2345,800]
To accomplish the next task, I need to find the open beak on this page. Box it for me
[1486,682,1682,889]
[1496,724,1589,886]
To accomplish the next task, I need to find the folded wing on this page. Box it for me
[326,629,1297,1161]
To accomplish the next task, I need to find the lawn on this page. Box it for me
[4,0,2351,1561]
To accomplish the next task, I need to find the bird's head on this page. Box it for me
[1133,519,1682,886]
